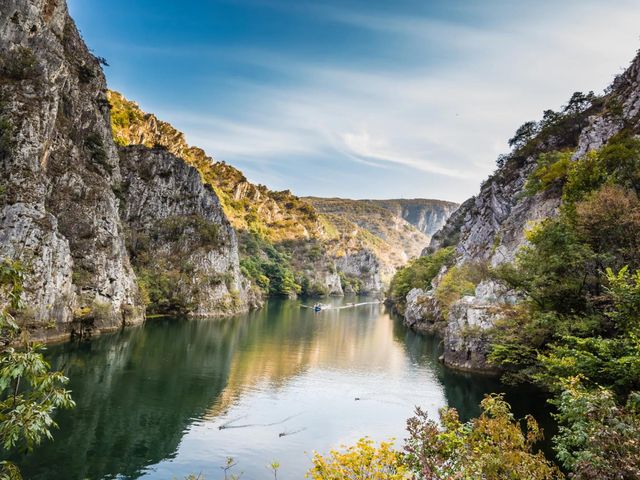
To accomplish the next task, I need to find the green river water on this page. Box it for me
[14,297,552,479]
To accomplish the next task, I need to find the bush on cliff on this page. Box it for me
[388,247,454,314]
[489,133,640,475]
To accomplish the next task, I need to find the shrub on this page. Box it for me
[84,132,111,173]
[525,151,572,195]
[0,46,38,80]
[574,185,640,271]
[388,247,455,314]
[77,64,95,83]
[136,268,193,315]
[153,216,221,249]
[434,262,488,318]
[308,438,407,480]
[0,117,15,160]
[552,379,640,479]
[404,394,562,479]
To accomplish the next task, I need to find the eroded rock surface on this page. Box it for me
[0,0,256,340]
[0,0,143,339]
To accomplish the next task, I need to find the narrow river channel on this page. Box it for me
[15,297,552,479]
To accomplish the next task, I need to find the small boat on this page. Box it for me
[313,303,322,312]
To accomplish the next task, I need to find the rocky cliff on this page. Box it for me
[366,199,458,237]
[119,145,260,316]
[0,0,145,341]
[406,50,640,372]
[304,197,456,261]
[0,0,254,341]
[108,92,444,296]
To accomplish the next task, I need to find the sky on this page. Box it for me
[68,0,640,203]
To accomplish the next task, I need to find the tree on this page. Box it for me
[404,394,563,480]
[308,437,407,480]
[388,247,454,313]
[0,260,75,478]
[574,186,640,272]
[562,91,596,115]
[508,120,540,150]
[553,379,640,480]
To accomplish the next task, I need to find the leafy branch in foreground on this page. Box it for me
[404,394,562,480]
[307,394,560,480]
[0,260,75,479]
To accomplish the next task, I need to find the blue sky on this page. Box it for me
[68,0,640,202]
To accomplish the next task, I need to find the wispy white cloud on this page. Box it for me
[117,0,640,201]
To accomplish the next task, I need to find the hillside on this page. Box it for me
[0,0,256,341]
[364,199,458,237]
[108,92,453,295]
[392,47,640,377]
[304,197,455,260]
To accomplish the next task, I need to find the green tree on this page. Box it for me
[0,260,75,478]
[404,394,562,480]
[388,247,454,314]
[553,379,640,479]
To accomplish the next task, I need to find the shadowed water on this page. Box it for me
[14,297,552,479]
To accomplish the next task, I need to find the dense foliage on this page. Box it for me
[552,379,640,479]
[308,395,560,480]
[0,261,75,478]
[387,247,454,314]
[239,233,301,298]
[308,438,408,480]
[486,128,640,476]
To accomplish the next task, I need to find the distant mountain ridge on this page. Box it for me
[107,92,456,298]
[364,199,459,237]
[304,197,457,261]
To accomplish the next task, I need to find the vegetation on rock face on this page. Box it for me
[387,247,454,314]
[0,261,75,478]
[239,233,301,298]
[125,214,228,315]
[482,100,640,476]
[434,262,488,318]
[107,91,428,299]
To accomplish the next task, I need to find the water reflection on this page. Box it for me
[14,298,551,480]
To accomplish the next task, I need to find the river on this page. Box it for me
[15,297,552,479]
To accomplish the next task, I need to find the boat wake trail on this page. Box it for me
[354,396,405,407]
[279,427,307,437]
[219,412,304,430]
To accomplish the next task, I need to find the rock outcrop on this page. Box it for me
[0,0,255,341]
[403,288,441,333]
[409,49,640,372]
[441,281,517,372]
[119,146,260,316]
[368,199,458,237]
[0,0,143,340]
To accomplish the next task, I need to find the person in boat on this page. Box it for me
[314,303,322,312]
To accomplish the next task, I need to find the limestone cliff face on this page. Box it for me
[305,197,448,261]
[0,0,254,340]
[119,146,260,316]
[408,50,640,372]
[0,0,143,340]
[108,91,323,242]
[108,92,424,296]
[368,199,458,237]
